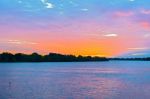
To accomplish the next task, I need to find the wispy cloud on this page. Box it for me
[141,9,150,15]
[103,33,118,37]
[0,39,38,45]
[41,0,54,9]
[140,21,150,29]
[131,53,146,56]
[144,33,150,38]
[129,0,135,2]
[81,8,89,12]
[18,0,23,4]
[114,11,134,17]
[128,47,149,51]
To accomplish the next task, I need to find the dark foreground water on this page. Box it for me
[0,61,150,99]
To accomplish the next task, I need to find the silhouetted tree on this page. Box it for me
[29,53,42,62]
[2,52,149,62]
[0,52,15,62]
[14,53,28,62]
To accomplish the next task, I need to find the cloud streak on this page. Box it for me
[103,34,118,37]
[114,11,134,17]
[128,47,150,51]
[141,9,150,15]
[0,39,38,45]
[41,0,54,9]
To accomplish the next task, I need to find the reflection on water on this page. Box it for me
[0,61,150,99]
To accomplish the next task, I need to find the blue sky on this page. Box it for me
[0,0,150,57]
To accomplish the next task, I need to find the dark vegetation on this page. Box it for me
[0,52,108,62]
[0,52,150,62]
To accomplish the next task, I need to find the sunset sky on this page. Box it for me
[0,0,150,57]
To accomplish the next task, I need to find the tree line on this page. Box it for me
[0,52,150,62]
[0,52,108,62]
[109,57,150,61]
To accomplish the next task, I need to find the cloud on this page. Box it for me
[114,11,134,17]
[131,53,146,56]
[129,0,135,2]
[141,9,150,15]
[144,33,150,38]
[0,39,38,45]
[128,47,149,51]
[113,9,150,19]
[81,8,89,12]
[41,0,54,9]
[18,0,23,4]
[140,21,150,29]
[118,47,150,58]
[103,33,118,37]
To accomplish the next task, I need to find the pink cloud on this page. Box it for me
[140,21,150,29]
[141,9,150,15]
[114,11,134,17]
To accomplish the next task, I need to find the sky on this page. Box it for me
[0,0,150,57]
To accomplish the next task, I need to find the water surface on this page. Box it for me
[0,61,150,99]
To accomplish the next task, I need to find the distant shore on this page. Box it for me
[0,52,150,62]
